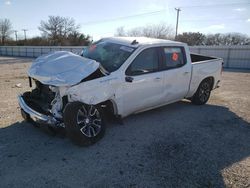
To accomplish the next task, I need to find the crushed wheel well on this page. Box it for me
[98,100,117,118]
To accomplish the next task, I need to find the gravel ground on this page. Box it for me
[0,56,250,188]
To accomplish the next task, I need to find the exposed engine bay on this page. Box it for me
[20,51,109,126]
[22,66,107,125]
[22,80,63,120]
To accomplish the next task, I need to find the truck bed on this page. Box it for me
[191,53,217,64]
[186,53,223,98]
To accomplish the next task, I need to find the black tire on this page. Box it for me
[63,102,105,146]
[191,79,212,105]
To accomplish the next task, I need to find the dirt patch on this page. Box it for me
[0,57,249,187]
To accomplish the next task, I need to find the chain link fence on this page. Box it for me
[1,45,250,69]
[0,46,83,58]
[190,46,250,69]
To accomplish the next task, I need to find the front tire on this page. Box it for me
[191,79,212,105]
[63,102,105,146]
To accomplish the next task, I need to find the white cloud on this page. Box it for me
[136,2,167,14]
[247,19,250,22]
[234,8,246,12]
[5,0,11,5]
[188,24,226,33]
[207,24,225,30]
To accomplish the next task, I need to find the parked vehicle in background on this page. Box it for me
[18,37,223,146]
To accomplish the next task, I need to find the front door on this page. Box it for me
[122,47,164,116]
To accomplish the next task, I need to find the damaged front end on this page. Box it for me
[18,80,65,127]
[18,51,106,127]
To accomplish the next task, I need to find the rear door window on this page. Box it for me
[162,47,186,69]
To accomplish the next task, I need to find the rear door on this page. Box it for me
[160,46,192,103]
[122,47,164,115]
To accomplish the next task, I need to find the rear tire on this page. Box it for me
[191,79,212,105]
[63,102,105,146]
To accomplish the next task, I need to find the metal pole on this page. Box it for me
[22,29,27,41]
[175,8,181,39]
[226,47,231,68]
[14,30,18,42]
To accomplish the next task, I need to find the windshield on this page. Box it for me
[81,41,136,72]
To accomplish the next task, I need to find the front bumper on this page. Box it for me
[18,95,59,125]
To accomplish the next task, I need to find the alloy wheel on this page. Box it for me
[76,105,102,138]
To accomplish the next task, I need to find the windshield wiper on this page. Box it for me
[99,64,110,75]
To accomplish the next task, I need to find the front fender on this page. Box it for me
[65,79,116,105]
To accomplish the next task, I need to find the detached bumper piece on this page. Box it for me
[18,95,60,126]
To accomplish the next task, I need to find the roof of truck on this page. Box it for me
[102,37,184,47]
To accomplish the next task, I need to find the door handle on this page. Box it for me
[184,72,190,74]
[154,77,162,80]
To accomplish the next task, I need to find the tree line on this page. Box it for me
[176,32,250,46]
[116,24,250,46]
[1,17,249,46]
[0,16,92,46]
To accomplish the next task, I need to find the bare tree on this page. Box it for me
[128,27,143,37]
[142,24,174,39]
[115,23,175,39]
[205,33,249,46]
[175,32,250,46]
[67,31,92,46]
[39,16,80,45]
[115,26,126,37]
[226,33,249,45]
[0,18,13,45]
[176,32,206,46]
[205,33,222,46]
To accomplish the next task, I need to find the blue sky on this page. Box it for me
[1,0,250,40]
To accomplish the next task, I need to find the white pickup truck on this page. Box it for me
[18,37,223,146]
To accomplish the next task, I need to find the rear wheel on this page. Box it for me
[191,79,212,105]
[63,102,105,146]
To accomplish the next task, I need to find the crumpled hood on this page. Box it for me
[28,51,99,86]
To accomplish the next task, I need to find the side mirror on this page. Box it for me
[125,76,133,83]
